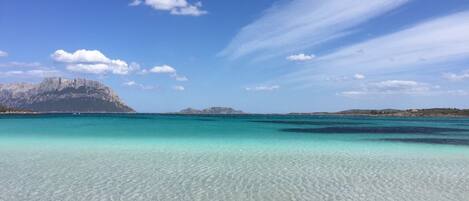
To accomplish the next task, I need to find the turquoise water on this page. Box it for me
[1,114,469,200]
[1,114,469,152]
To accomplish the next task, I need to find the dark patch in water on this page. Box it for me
[251,120,366,126]
[195,118,217,122]
[378,138,469,146]
[111,116,155,120]
[280,126,469,135]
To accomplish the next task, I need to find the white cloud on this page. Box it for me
[354,73,365,80]
[150,65,176,73]
[132,0,207,16]
[339,80,437,97]
[219,0,409,59]
[443,70,469,81]
[173,85,185,91]
[0,50,8,57]
[52,49,110,63]
[245,85,280,92]
[288,11,469,85]
[286,53,315,61]
[123,80,155,90]
[51,49,131,75]
[143,65,188,81]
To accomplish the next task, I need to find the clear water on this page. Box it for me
[1,114,468,201]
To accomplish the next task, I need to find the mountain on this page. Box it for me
[179,107,245,114]
[0,77,134,113]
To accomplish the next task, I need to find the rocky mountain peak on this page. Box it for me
[0,77,134,113]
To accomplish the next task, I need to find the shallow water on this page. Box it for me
[0,114,468,201]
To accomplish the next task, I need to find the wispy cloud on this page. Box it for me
[130,0,207,16]
[123,80,155,90]
[171,74,188,81]
[339,80,438,97]
[245,85,280,92]
[443,70,469,81]
[52,49,131,75]
[173,85,185,91]
[0,50,8,57]
[219,0,409,60]
[287,11,469,85]
[0,61,42,68]
[0,69,61,78]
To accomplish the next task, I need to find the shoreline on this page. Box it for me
[2,112,469,118]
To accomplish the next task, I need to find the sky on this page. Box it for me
[1,0,469,113]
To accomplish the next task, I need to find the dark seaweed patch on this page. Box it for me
[377,138,469,146]
[280,126,469,135]
[251,120,366,126]
[194,118,217,122]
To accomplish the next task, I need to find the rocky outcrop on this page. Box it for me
[179,107,245,114]
[0,77,134,113]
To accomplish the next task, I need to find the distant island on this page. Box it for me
[0,77,134,113]
[177,107,245,115]
[290,108,469,117]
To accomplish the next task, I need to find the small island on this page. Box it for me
[177,107,245,115]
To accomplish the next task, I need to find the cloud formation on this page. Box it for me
[123,80,155,90]
[286,53,315,61]
[0,61,41,68]
[245,85,280,92]
[130,0,207,16]
[51,49,131,75]
[173,85,185,91]
[220,0,409,59]
[0,50,8,57]
[443,70,469,81]
[0,69,61,78]
[339,80,437,97]
[171,74,188,81]
[288,11,469,86]
[354,74,366,80]
[145,64,188,81]
[150,65,177,74]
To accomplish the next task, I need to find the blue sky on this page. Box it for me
[1,0,469,113]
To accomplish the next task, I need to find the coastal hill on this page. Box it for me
[178,107,245,114]
[0,77,134,113]
[290,108,469,117]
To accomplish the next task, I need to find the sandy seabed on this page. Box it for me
[0,145,468,201]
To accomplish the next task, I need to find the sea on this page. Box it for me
[0,114,468,201]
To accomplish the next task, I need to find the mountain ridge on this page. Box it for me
[0,77,134,113]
